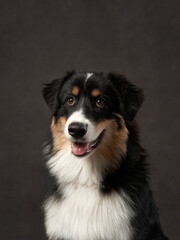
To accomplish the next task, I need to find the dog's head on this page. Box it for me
[43,71,144,162]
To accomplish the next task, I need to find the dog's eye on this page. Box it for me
[67,96,76,106]
[96,98,105,108]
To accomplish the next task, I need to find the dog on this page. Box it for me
[42,71,168,240]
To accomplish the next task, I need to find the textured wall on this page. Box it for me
[0,0,179,239]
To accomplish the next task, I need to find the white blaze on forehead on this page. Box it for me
[85,73,93,83]
[64,109,99,142]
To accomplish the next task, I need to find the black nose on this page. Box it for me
[68,122,87,139]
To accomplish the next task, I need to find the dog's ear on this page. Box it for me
[109,73,144,123]
[42,70,75,115]
[42,79,62,115]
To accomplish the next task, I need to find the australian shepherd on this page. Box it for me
[42,71,168,240]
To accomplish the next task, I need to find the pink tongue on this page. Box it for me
[72,142,87,156]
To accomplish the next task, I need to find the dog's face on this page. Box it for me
[43,71,143,162]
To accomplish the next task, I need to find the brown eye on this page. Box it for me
[67,96,76,106]
[96,98,105,108]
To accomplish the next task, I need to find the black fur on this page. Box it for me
[101,125,168,239]
[43,71,168,240]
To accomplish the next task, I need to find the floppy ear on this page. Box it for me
[42,79,61,115]
[42,70,75,115]
[109,73,144,123]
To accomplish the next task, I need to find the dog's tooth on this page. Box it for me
[86,143,91,152]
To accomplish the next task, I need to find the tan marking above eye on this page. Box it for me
[72,86,79,96]
[91,89,101,97]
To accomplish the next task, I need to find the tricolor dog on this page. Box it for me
[42,71,168,240]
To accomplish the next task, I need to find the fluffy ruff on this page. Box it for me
[42,71,168,240]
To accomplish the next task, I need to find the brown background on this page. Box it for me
[0,0,180,239]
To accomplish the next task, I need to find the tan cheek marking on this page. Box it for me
[91,89,101,97]
[51,116,70,152]
[72,86,79,96]
[96,115,128,166]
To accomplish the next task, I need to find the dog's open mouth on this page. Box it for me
[71,130,105,156]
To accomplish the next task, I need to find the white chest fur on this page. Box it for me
[44,149,134,240]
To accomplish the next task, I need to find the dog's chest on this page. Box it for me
[45,183,133,240]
